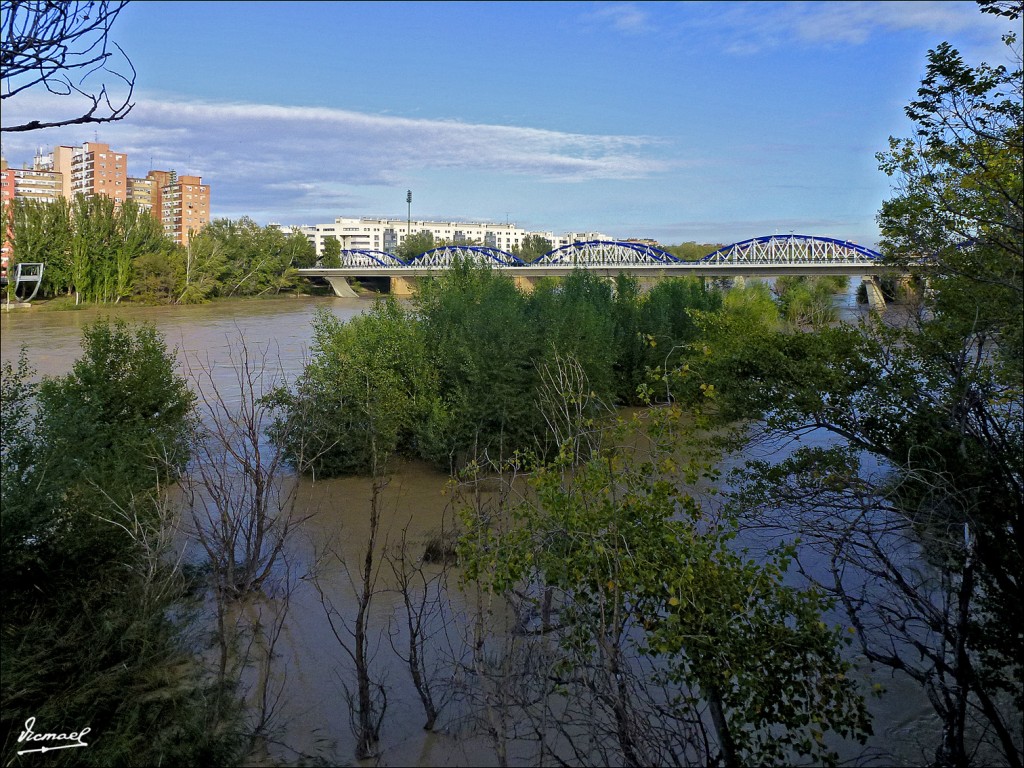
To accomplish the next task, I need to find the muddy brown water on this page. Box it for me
[2,295,941,766]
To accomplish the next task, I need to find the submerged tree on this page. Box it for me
[457,363,872,767]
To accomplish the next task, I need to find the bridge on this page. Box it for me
[298,234,891,309]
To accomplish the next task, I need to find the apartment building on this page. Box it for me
[1,160,13,276]
[161,173,210,247]
[295,215,613,258]
[2,142,211,247]
[10,166,63,204]
[127,169,176,218]
[34,142,128,203]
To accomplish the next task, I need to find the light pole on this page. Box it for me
[406,190,412,237]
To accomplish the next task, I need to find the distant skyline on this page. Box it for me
[1,1,1016,247]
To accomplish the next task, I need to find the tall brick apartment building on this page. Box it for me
[1,141,211,254]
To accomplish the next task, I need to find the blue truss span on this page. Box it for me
[409,245,525,267]
[322,235,884,271]
[701,235,882,264]
[535,240,680,266]
[338,249,408,267]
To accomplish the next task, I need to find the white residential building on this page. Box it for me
[282,216,613,257]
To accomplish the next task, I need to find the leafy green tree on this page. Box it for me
[321,234,342,267]
[10,197,72,298]
[458,397,871,767]
[529,270,618,415]
[0,321,239,766]
[176,224,230,303]
[285,228,316,268]
[396,229,435,261]
[661,241,724,261]
[876,6,1023,382]
[413,260,538,469]
[512,233,552,262]
[69,193,119,303]
[272,299,437,476]
[610,273,651,403]
[641,276,723,375]
[683,7,1023,764]
[773,275,847,327]
[133,250,179,303]
[114,199,175,302]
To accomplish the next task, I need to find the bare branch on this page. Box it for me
[1,0,136,132]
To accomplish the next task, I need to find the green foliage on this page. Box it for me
[272,299,437,476]
[275,262,728,475]
[286,229,317,269]
[396,230,436,261]
[11,319,195,574]
[9,202,317,305]
[9,197,72,300]
[457,403,871,766]
[321,235,342,268]
[529,270,618,410]
[876,19,1023,383]
[413,260,538,469]
[677,14,1024,755]
[512,233,552,262]
[201,217,303,297]
[773,276,847,327]
[0,320,241,766]
[660,241,725,261]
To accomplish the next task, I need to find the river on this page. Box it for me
[1,293,942,767]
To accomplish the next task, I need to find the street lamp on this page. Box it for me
[406,190,412,236]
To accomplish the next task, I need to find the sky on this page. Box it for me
[1,1,1017,248]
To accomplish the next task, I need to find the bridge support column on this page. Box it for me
[390,276,417,297]
[514,276,535,294]
[862,276,887,313]
[324,276,359,298]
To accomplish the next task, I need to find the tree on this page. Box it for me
[413,260,539,470]
[0,322,242,766]
[1,0,135,133]
[321,234,342,268]
[661,241,725,261]
[396,230,435,261]
[271,299,437,477]
[457,381,872,767]
[284,228,316,269]
[683,6,1023,763]
[512,233,552,263]
[9,197,72,299]
[876,4,1023,381]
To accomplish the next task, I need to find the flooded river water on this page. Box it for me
[1,294,942,766]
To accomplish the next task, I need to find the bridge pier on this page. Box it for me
[324,276,359,298]
[514,276,535,294]
[862,276,887,312]
[390,276,417,297]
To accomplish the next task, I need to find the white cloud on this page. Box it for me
[1,94,674,223]
[638,1,1009,56]
[582,3,656,35]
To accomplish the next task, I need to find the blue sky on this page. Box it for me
[1,1,1016,247]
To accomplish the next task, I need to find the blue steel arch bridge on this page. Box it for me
[299,234,891,308]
